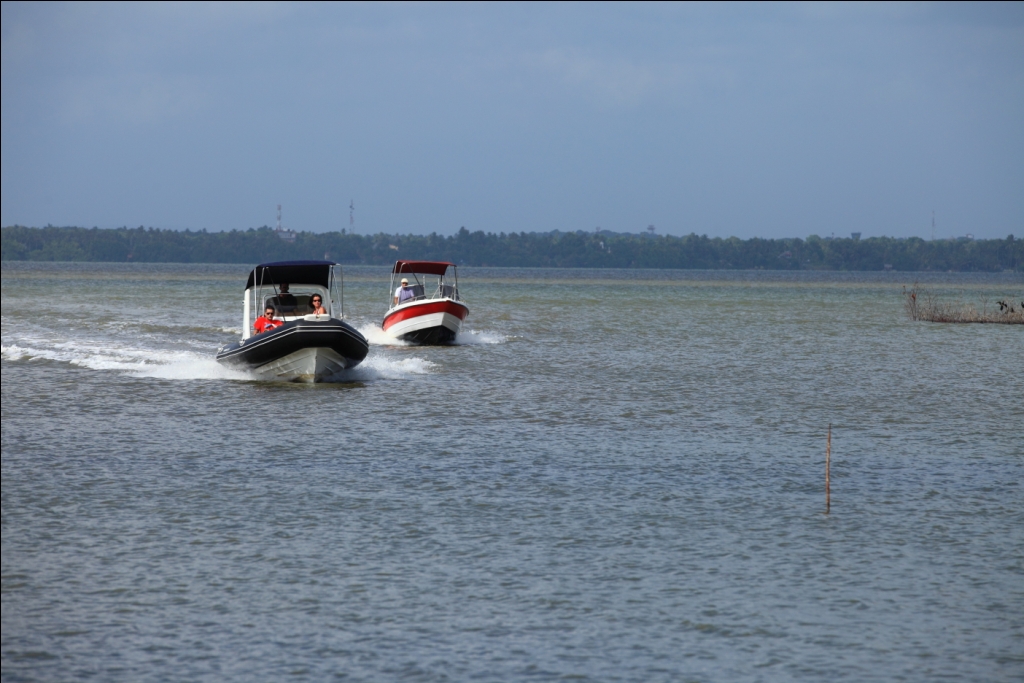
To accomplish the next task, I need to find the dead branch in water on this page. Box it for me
[903,284,1024,324]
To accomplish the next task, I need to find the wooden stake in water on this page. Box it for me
[825,423,831,514]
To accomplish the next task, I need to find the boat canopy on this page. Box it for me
[392,260,455,276]
[245,260,336,290]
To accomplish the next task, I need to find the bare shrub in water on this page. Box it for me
[903,284,1024,324]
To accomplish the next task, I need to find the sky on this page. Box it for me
[2,2,1022,240]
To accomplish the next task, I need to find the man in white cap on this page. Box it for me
[393,277,414,305]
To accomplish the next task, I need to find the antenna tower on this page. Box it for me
[349,200,354,230]
[277,204,282,233]
[931,210,935,241]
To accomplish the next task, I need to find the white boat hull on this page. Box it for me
[251,346,348,383]
[382,298,469,344]
[386,311,463,340]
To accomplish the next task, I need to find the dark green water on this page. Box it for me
[2,263,1022,682]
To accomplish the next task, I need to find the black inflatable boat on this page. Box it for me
[215,260,368,382]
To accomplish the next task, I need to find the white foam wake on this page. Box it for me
[355,323,505,346]
[356,323,412,347]
[2,342,252,381]
[327,354,436,382]
[2,340,435,383]
[453,329,506,345]
[135,358,254,381]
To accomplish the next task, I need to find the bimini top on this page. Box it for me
[392,260,455,276]
[245,260,336,290]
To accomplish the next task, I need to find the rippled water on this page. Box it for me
[2,262,1022,682]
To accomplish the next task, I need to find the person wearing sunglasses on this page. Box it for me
[309,295,327,315]
[254,304,283,334]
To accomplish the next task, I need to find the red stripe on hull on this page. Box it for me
[383,300,469,331]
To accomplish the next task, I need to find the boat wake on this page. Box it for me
[2,341,253,380]
[357,323,413,346]
[325,354,436,382]
[2,339,436,383]
[357,323,505,346]
[453,329,506,345]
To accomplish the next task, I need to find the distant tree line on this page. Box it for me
[2,225,1021,271]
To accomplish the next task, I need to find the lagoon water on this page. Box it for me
[2,262,1023,682]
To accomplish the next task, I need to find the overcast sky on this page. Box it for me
[2,2,1022,239]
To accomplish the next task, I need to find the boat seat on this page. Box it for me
[399,284,426,303]
[437,284,457,299]
[267,294,314,315]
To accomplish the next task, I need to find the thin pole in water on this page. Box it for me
[825,423,832,514]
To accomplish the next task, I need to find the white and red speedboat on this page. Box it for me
[382,261,469,344]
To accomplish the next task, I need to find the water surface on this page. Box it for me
[2,263,1022,682]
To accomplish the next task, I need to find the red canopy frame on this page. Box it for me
[391,260,454,276]
[388,260,460,309]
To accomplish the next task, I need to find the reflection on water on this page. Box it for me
[2,262,1022,682]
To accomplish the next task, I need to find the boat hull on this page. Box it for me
[216,318,368,382]
[382,299,468,344]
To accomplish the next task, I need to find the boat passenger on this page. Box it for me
[393,278,415,305]
[310,295,327,315]
[254,305,283,334]
[277,283,297,307]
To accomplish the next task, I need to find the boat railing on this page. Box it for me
[433,284,459,300]
[408,284,458,301]
[389,281,463,311]
[398,287,460,304]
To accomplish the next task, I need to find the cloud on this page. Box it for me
[526,48,719,108]
[56,73,211,126]
[531,49,657,105]
[2,3,1021,237]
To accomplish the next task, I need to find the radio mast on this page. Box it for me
[349,200,354,232]
[277,204,282,233]
[931,210,935,241]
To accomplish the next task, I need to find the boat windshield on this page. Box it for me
[262,286,331,318]
[390,268,461,307]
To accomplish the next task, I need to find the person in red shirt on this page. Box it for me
[254,305,283,334]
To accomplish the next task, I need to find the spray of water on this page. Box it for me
[3,337,436,383]
[2,342,254,381]
[453,329,506,345]
[356,322,505,346]
[357,323,413,347]
[327,354,436,382]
